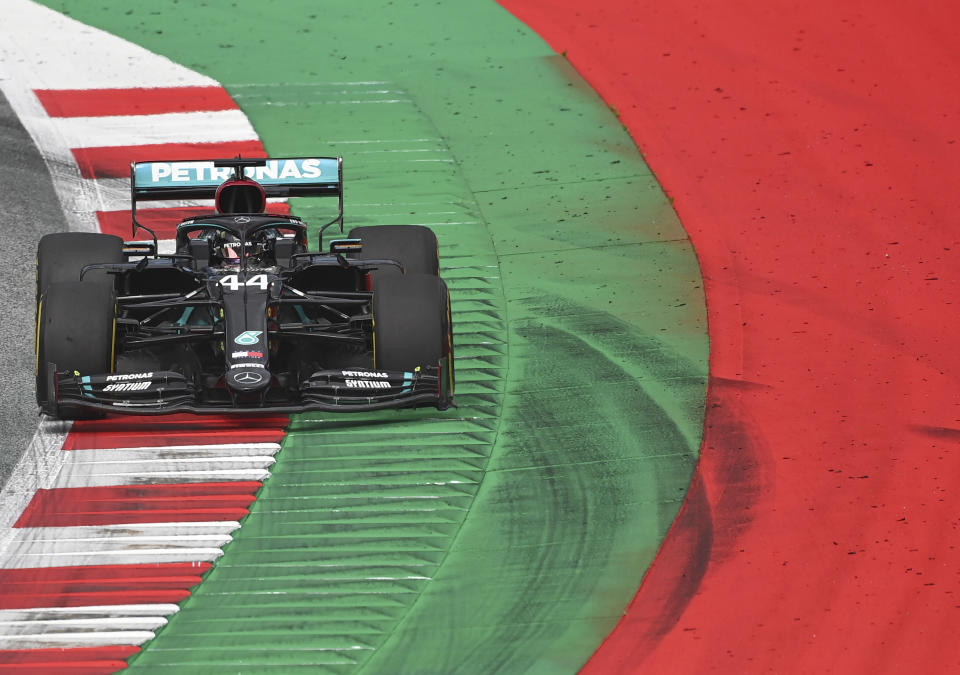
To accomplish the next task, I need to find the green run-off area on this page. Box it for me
[41,1,708,671]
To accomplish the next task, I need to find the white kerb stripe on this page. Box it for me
[0,631,157,648]
[1,534,233,560]
[0,419,72,564]
[50,110,258,148]
[0,0,216,90]
[0,548,227,569]
[0,605,181,621]
[7,523,241,541]
[0,4,279,639]
[60,454,277,471]
[0,616,168,634]
[53,467,273,488]
[66,443,282,458]
[65,451,278,465]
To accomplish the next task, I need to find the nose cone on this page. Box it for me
[227,368,270,392]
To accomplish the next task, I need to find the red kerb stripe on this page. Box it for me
[0,663,131,674]
[0,564,211,607]
[15,483,262,528]
[15,507,251,528]
[0,589,192,611]
[0,647,139,665]
[0,562,212,583]
[72,141,267,179]
[64,415,288,450]
[35,86,238,118]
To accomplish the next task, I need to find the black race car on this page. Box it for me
[36,157,454,418]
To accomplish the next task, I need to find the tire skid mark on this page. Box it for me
[455,301,704,673]
[580,376,769,670]
[500,0,960,672]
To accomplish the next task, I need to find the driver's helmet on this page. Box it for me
[213,230,268,266]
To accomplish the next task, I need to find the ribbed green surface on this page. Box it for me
[134,113,508,671]
[37,1,708,672]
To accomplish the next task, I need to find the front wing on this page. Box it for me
[45,365,454,415]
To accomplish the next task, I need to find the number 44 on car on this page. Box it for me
[35,157,454,419]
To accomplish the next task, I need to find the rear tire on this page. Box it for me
[348,225,439,278]
[37,281,116,419]
[373,274,451,372]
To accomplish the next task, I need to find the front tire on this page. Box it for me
[36,232,124,306]
[373,274,451,373]
[37,281,117,419]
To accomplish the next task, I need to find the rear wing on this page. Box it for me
[129,156,344,237]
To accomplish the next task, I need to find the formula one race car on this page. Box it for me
[36,157,454,419]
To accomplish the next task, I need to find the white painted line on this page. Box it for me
[50,110,258,149]
[0,2,221,235]
[66,444,281,459]
[5,530,233,548]
[61,454,277,470]
[74,177,129,212]
[0,76,98,232]
[0,605,182,621]
[55,456,275,487]
[53,467,273,488]
[0,630,157,648]
[0,419,71,559]
[0,534,233,563]
[0,3,281,628]
[0,548,227,569]
[0,0,216,90]
[6,523,240,542]
[0,616,168,634]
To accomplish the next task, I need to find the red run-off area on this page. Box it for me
[499,0,960,672]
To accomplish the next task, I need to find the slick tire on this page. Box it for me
[348,225,439,278]
[37,281,117,420]
[37,232,124,308]
[373,274,452,372]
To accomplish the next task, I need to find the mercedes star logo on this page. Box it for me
[234,216,251,223]
[234,371,264,384]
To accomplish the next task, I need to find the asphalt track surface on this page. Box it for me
[0,91,64,490]
[500,0,960,672]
